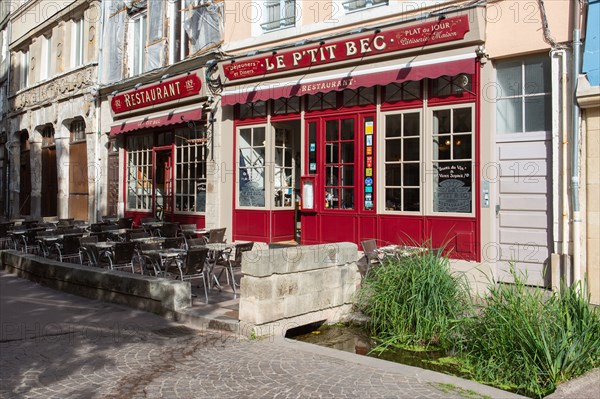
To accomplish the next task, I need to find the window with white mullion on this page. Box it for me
[432,106,474,214]
[129,13,147,76]
[238,126,266,208]
[384,111,421,212]
[126,135,153,211]
[496,56,551,133]
[174,127,207,213]
[261,0,296,31]
[343,0,388,12]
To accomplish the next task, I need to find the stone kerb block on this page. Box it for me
[238,243,361,328]
[241,242,358,277]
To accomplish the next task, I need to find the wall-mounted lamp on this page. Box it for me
[272,50,278,55]
[475,45,489,65]
[161,73,170,81]
[319,40,325,45]
[294,39,308,47]
[110,90,118,96]
[438,14,446,21]
[134,82,143,89]
[247,50,258,56]
[374,29,381,34]
[350,27,365,34]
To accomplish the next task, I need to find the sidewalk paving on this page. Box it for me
[0,270,530,398]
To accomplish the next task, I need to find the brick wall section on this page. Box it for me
[239,243,361,335]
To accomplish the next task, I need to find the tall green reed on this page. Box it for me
[459,267,600,398]
[356,245,471,348]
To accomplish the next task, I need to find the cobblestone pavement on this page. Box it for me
[0,271,524,399]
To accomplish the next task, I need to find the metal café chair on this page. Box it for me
[78,235,99,266]
[105,242,136,273]
[0,224,14,249]
[360,239,384,279]
[207,228,226,244]
[163,237,185,249]
[36,230,58,258]
[214,241,254,298]
[185,237,206,250]
[55,235,83,264]
[137,242,164,276]
[160,222,180,238]
[166,247,210,304]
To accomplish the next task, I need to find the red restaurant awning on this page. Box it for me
[109,108,202,136]
[221,53,476,106]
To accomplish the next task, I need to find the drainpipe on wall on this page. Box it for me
[571,2,583,289]
[550,48,569,289]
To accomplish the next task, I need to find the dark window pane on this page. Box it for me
[404,188,420,211]
[341,142,354,163]
[341,166,354,186]
[325,143,339,163]
[433,110,451,134]
[403,138,419,161]
[341,118,354,140]
[403,113,420,136]
[453,134,472,160]
[385,164,402,186]
[403,163,420,186]
[326,120,338,141]
[326,166,339,186]
[341,189,353,209]
[385,188,402,210]
[385,114,402,137]
[434,136,451,160]
[453,108,472,133]
[386,139,401,162]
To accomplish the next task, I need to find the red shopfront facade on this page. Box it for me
[221,13,484,261]
[109,70,209,228]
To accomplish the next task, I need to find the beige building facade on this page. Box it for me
[5,0,101,221]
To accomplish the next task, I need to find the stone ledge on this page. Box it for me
[0,250,191,316]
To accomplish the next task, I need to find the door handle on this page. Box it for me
[495,204,500,216]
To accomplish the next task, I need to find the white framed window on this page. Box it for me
[273,127,296,209]
[383,111,422,212]
[126,134,153,211]
[496,56,551,133]
[380,103,475,216]
[261,0,296,32]
[174,127,208,213]
[128,12,147,76]
[72,17,84,68]
[431,105,474,215]
[40,34,52,81]
[237,125,266,208]
[342,0,388,12]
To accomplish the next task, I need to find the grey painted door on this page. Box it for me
[496,134,552,286]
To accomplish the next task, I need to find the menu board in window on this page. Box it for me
[434,161,472,213]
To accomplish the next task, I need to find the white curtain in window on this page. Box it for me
[102,1,125,83]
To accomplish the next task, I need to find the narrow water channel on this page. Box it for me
[290,324,463,376]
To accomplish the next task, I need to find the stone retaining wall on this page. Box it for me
[239,243,361,337]
[0,250,191,315]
